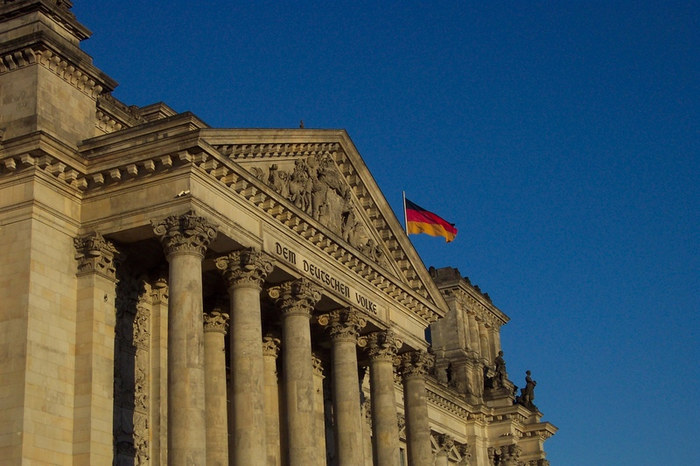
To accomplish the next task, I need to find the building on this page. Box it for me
[0,1,556,464]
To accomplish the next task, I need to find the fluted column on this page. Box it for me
[216,248,273,466]
[203,309,230,466]
[318,309,366,466]
[365,330,402,466]
[263,336,282,466]
[268,279,322,466]
[400,350,434,466]
[434,433,455,466]
[73,233,119,465]
[152,211,216,465]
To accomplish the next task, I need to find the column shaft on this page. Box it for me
[263,337,282,466]
[269,279,321,466]
[167,252,207,463]
[401,351,433,466]
[366,330,401,466]
[332,338,364,465]
[153,211,216,466]
[283,312,316,465]
[216,249,273,466]
[204,311,229,466]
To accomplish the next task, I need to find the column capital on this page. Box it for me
[317,308,366,343]
[74,232,119,280]
[365,329,402,362]
[312,355,324,377]
[435,432,455,455]
[152,210,217,258]
[216,248,273,289]
[399,350,434,380]
[456,443,472,466]
[268,278,321,318]
[262,335,281,358]
[203,310,229,334]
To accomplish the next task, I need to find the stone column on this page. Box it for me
[312,355,328,466]
[318,309,366,466]
[203,309,230,466]
[365,330,402,466]
[263,336,282,466]
[216,248,273,466]
[268,279,322,466]
[434,433,455,466]
[152,211,216,465]
[149,276,168,465]
[400,350,434,466]
[73,233,119,465]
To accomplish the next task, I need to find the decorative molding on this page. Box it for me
[152,210,217,258]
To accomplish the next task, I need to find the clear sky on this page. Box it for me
[72,1,698,464]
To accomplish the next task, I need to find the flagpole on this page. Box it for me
[402,191,408,234]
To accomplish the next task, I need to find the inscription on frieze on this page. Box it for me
[269,239,385,317]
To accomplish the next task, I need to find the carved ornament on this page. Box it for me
[74,232,119,279]
[215,248,273,289]
[268,278,321,317]
[203,310,229,334]
[398,350,434,379]
[317,308,366,343]
[434,432,455,455]
[365,330,402,362]
[262,335,281,358]
[152,211,217,258]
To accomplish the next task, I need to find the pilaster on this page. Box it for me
[72,232,119,465]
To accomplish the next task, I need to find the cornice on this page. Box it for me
[0,33,116,97]
[440,285,509,328]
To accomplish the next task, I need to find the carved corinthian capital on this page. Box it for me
[151,210,217,258]
[399,350,434,379]
[215,248,273,289]
[435,432,455,455]
[203,310,229,334]
[268,278,321,318]
[317,308,366,343]
[74,232,119,280]
[365,330,402,362]
[262,335,281,358]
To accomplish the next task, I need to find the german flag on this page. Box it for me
[404,198,457,242]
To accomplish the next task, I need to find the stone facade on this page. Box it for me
[0,1,555,464]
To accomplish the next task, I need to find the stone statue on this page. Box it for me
[493,350,507,388]
[516,370,537,409]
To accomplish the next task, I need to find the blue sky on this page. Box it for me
[73,1,698,464]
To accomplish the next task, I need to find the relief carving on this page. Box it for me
[215,248,273,289]
[254,154,386,263]
[268,278,322,317]
[317,308,366,343]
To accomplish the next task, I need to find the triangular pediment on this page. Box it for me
[202,129,447,319]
